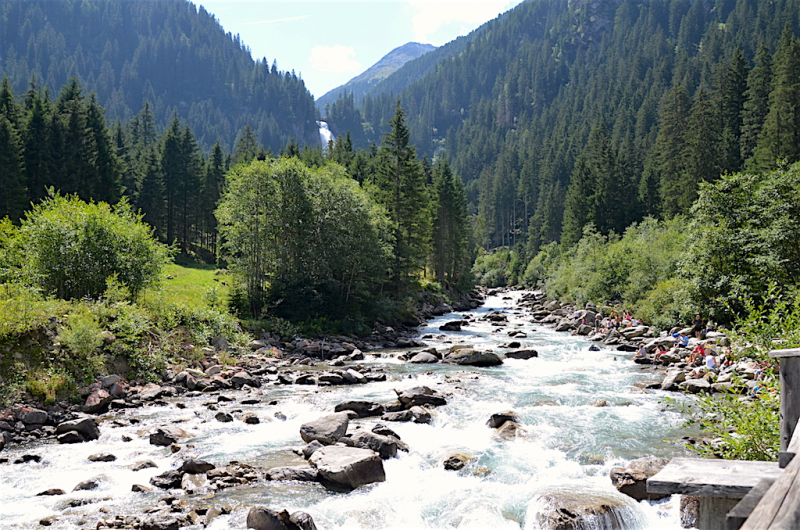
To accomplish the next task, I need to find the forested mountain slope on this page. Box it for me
[0,0,318,151]
[359,0,800,252]
[316,42,436,111]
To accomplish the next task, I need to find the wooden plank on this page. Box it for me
[777,358,800,454]
[647,458,783,499]
[727,479,776,530]
[769,349,800,359]
[779,425,800,468]
[740,450,800,530]
[700,497,740,530]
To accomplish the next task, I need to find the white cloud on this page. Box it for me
[309,45,361,73]
[407,0,522,43]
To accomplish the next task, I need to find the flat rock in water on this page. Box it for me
[333,400,384,418]
[381,410,413,422]
[680,378,712,394]
[535,489,632,530]
[265,466,319,482]
[445,349,503,367]
[395,386,447,407]
[308,445,386,490]
[504,349,538,360]
[73,479,99,491]
[439,321,464,332]
[132,460,158,471]
[610,456,669,501]
[299,413,349,445]
[37,488,66,496]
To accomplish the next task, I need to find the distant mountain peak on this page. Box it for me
[316,42,436,110]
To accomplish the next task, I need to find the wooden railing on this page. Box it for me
[647,348,800,530]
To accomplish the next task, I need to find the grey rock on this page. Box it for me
[610,456,669,501]
[395,386,447,407]
[232,371,260,388]
[381,410,413,422]
[215,412,233,422]
[408,352,439,364]
[289,512,318,530]
[88,453,116,462]
[504,349,538,360]
[445,349,503,367]
[149,426,187,446]
[443,453,472,471]
[487,411,521,428]
[142,513,179,530]
[149,470,183,489]
[308,445,386,490]
[410,406,432,424]
[180,459,215,474]
[334,400,384,418]
[83,388,112,413]
[55,417,100,442]
[680,378,712,394]
[246,507,291,530]
[347,430,398,459]
[660,370,686,391]
[73,479,99,491]
[299,413,349,445]
[265,466,319,482]
[302,440,325,459]
[132,460,158,471]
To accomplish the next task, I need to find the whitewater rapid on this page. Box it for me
[0,292,695,529]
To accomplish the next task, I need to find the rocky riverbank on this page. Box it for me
[1,289,695,530]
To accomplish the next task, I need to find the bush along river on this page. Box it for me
[0,291,699,530]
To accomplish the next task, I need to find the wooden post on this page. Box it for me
[769,349,800,460]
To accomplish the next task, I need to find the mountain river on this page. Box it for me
[0,292,696,530]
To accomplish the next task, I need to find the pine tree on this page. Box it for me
[431,158,469,285]
[719,49,748,173]
[741,43,773,165]
[657,85,692,217]
[752,26,800,171]
[680,88,721,210]
[0,115,27,220]
[373,101,431,289]
[85,94,122,203]
[203,141,225,254]
[232,125,261,166]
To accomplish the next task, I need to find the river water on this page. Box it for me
[0,292,695,530]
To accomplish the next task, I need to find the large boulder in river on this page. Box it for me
[533,488,634,530]
[334,400,384,418]
[246,507,318,530]
[56,417,100,443]
[680,378,712,394]
[660,370,686,391]
[83,388,112,413]
[445,349,503,367]
[180,459,215,474]
[439,321,464,332]
[149,425,188,446]
[487,411,521,428]
[344,430,399,459]
[308,445,385,490]
[408,352,439,364]
[609,457,669,501]
[504,349,538,360]
[395,386,447,407]
[299,413,349,445]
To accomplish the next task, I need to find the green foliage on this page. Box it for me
[685,390,781,461]
[472,248,521,288]
[684,163,800,321]
[57,309,105,382]
[16,193,172,300]
[217,157,392,321]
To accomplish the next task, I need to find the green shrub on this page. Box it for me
[16,193,172,300]
[57,309,105,382]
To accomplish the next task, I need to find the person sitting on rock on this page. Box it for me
[705,352,718,374]
[654,344,669,363]
[689,344,705,364]
[672,331,689,348]
[635,344,647,359]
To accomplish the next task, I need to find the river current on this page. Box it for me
[0,292,695,529]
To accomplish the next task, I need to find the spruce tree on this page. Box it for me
[657,85,692,217]
[373,101,431,289]
[741,43,773,165]
[0,115,27,220]
[431,158,469,285]
[752,26,800,171]
[719,49,748,173]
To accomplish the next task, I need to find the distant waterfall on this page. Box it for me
[318,120,334,148]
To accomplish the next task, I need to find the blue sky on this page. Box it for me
[199,0,526,98]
